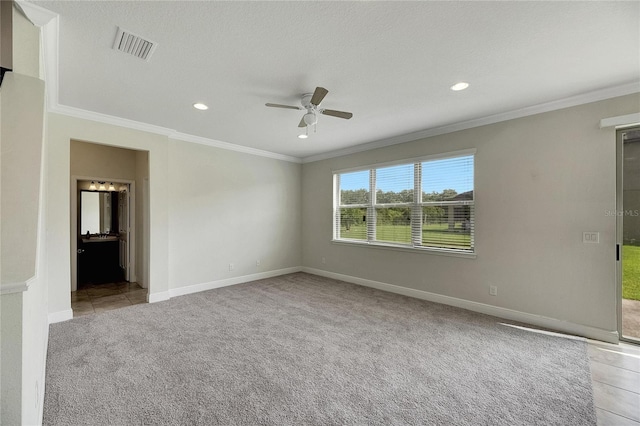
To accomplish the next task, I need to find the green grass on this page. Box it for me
[623,245,640,301]
[340,224,471,250]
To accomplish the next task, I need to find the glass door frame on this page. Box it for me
[617,126,640,344]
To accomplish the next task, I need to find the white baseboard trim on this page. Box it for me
[169,267,303,298]
[302,267,619,344]
[48,309,73,324]
[148,291,170,303]
[38,319,49,425]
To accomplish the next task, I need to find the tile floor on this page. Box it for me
[589,340,640,425]
[71,281,147,316]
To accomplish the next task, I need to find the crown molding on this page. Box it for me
[168,132,301,163]
[600,112,640,129]
[302,82,640,163]
[15,0,57,26]
[50,103,175,136]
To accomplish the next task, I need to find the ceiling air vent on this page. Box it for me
[112,27,157,61]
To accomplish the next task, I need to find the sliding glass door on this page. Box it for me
[618,127,640,343]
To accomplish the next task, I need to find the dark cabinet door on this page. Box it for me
[78,240,122,285]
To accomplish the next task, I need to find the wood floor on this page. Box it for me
[589,340,640,425]
[70,285,638,424]
[71,281,147,316]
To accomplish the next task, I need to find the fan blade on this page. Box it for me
[322,109,353,119]
[310,87,328,106]
[298,117,306,128]
[265,103,302,110]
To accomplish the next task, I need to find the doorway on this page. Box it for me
[617,127,640,343]
[77,182,131,286]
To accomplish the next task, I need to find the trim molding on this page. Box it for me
[168,131,300,163]
[302,82,640,163]
[50,104,173,136]
[168,267,303,298]
[15,0,57,26]
[148,291,170,304]
[0,275,36,295]
[48,309,73,324]
[600,112,640,129]
[302,267,619,344]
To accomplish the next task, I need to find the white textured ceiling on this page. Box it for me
[32,1,640,159]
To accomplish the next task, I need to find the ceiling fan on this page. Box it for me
[265,87,353,130]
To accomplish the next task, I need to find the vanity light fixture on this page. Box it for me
[89,181,97,191]
[98,182,107,191]
[108,183,116,191]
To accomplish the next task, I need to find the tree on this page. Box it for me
[340,189,368,205]
[340,208,365,231]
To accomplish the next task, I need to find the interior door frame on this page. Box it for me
[616,126,640,344]
[71,175,136,291]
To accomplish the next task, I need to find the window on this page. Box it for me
[334,150,474,254]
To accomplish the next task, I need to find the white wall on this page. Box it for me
[302,93,640,338]
[70,139,137,181]
[167,141,302,289]
[0,6,48,425]
[46,114,303,315]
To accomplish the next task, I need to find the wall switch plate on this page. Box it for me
[489,285,498,296]
[256,260,260,267]
[321,257,326,264]
[583,232,599,243]
[229,263,234,271]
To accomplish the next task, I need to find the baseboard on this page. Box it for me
[302,267,619,344]
[37,319,49,425]
[48,309,73,324]
[168,267,303,298]
[148,291,170,303]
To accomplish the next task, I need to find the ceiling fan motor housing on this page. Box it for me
[301,93,314,109]
[303,112,318,126]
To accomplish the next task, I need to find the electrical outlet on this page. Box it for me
[489,285,498,296]
[229,263,234,271]
[256,259,261,267]
[321,257,326,264]
[582,232,599,244]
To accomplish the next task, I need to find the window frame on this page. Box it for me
[333,149,476,257]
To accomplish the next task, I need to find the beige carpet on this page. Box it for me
[44,273,596,425]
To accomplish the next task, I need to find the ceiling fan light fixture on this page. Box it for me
[450,82,469,91]
[303,112,317,126]
[298,133,308,139]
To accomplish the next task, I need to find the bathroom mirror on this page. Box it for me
[80,191,118,235]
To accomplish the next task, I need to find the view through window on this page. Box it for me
[334,152,475,253]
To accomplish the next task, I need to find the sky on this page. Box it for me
[339,156,474,194]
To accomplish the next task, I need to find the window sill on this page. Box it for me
[331,239,477,259]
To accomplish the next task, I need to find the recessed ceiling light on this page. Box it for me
[298,134,308,139]
[450,82,469,91]
[193,103,208,110]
